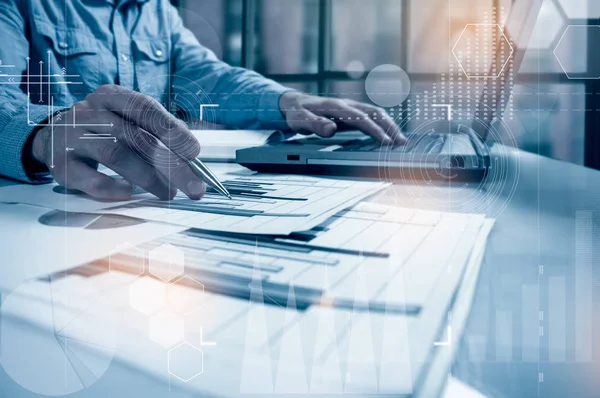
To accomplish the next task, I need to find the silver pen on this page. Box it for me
[188,158,232,200]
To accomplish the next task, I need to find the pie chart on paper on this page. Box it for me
[0,277,117,395]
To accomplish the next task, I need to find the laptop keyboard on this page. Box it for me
[340,132,446,155]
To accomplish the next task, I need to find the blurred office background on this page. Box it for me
[175,0,600,169]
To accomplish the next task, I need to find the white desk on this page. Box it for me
[1,146,598,397]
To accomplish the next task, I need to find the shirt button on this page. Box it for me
[155,50,163,57]
[59,42,68,49]
[121,53,129,62]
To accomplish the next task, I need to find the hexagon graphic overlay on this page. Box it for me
[149,310,185,348]
[167,275,205,315]
[168,342,204,382]
[452,24,514,79]
[148,242,185,282]
[554,25,600,79]
[129,276,167,315]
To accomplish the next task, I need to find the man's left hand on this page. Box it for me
[279,92,406,145]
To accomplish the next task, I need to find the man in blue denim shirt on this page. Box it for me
[0,0,404,200]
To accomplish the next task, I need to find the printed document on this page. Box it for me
[0,174,389,235]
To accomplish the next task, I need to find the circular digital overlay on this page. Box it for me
[373,97,520,219]
[0,278,117,395]
[122,76,216,170]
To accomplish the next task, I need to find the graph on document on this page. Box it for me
[102,176,389,235]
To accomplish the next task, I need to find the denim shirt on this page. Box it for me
[0,0,290,183]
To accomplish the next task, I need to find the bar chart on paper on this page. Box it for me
[0,174,388,235]
[101,175,389,234]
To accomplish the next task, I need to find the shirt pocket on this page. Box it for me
[132,38,170,103]
[34,21,102,94]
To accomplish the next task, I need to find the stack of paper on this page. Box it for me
[0,167,494,396]
[0,203,495,397]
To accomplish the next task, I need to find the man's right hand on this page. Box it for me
[31,85,206,201]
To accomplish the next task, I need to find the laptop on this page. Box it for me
[237,0,543,182]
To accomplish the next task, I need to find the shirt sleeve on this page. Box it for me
[0,0,53,184]
[166,2,294,131]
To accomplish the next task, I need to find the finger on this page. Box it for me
[54,160,134,201]
[69,101,125,137]
[79,136,176,200]
[146,138,207,200]
[72,104,173,171]
[85,85,200,161]
[71,105,185,200]
[349,101,406,144]
[312,101,392,144]
[286,109,338,137]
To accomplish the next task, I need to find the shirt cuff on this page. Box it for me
[257,87,295,131]
[0,105,53,184]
